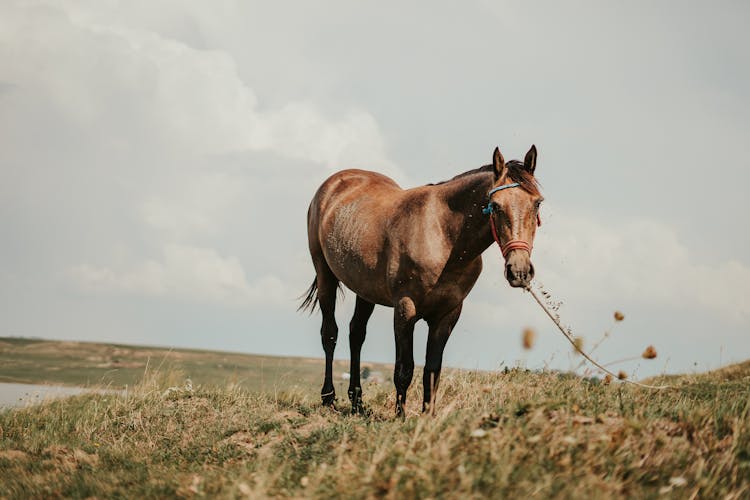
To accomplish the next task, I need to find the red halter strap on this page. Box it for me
[489,212,533,259]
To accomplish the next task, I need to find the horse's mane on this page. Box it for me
[429,160,540,195]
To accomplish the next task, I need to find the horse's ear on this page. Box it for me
[524,145,537,174]
[493,147,507,180]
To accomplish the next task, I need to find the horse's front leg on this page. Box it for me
[393,297,418,418]
[422,303,462,414]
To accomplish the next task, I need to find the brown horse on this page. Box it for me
[300,146,542,416]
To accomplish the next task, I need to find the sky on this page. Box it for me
[1,1,748,381]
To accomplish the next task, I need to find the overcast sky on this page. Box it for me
[1,1,748,380]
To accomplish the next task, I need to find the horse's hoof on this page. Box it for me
[321,392,336,407]
[422,402,437,416]
[351,403,370,416]
[348,388,365,415]
[395,404,406,420]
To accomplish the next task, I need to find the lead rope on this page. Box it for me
[525,285,672,390]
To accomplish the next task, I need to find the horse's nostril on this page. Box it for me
[505,263,513,279]
[528,262,535,279]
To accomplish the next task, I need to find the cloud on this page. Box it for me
[496,205,749,323]
[68,244,290,307]
[459,204,749,368]
[139,171,246,239]
[0,0,404,309]
[0,0,403,180]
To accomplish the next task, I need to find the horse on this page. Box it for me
[299,146,542,416]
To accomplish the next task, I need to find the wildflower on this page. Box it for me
[470,429,488,438]
[642,345,657,359]
[669,477,687,487]
[617,370,628,380]
[572,336,584,354]
[572,415,594,425]
[614,311,625,321]
[522,328,536,350]
[603,374,612,385]
[238,483,252,496]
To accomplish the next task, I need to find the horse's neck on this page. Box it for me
[439,174,495,263]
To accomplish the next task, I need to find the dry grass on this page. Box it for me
[1,364,749,499]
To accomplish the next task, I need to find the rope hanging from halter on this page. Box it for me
[484,183,671,390]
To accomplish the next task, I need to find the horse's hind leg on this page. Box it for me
[317,266,340,407]
[348,295,375,414]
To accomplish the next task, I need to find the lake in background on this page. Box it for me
[0,382,103,409]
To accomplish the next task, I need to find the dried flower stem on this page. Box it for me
[526,286,671,390]
[574,326,613,370]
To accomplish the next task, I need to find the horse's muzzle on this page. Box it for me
[505,252,534,288]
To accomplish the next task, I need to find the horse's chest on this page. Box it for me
[420,259,483,314]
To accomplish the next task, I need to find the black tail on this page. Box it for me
[297,277,319,314]
[297,276,344,314]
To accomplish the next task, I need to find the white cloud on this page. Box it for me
[529,206,749,322]
[139,171,246,238]
[0,0,404,309]
[459,204,749,358]
[0,0,403,180]
[69,244,290,307]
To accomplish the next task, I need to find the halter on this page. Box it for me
[482,182,539,259]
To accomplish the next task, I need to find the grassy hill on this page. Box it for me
[0,339,748,498]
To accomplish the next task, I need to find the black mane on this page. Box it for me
[429,160,539,194]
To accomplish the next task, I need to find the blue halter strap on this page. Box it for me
[482,182,521,215]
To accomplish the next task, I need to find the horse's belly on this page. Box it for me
[324,251,393,306]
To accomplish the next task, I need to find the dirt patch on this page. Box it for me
[293,414,329,438]
[223,431,257,452]
[222,430,284,460]
[0,449,28,461]
[276,410,304,421]
[43,446,99,470]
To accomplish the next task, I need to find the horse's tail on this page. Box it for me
[297,277,319,314]
[297,275,344,314]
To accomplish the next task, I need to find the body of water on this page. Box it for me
[0,382,107,409]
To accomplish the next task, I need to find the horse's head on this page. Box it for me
[485,145,542,288]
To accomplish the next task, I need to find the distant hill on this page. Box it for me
[0,337,392,395]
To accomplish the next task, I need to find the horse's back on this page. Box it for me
[314,168,400,205]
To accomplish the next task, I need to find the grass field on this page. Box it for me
[1,338,749,498]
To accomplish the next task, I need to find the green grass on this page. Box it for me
[1,362,749,498]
